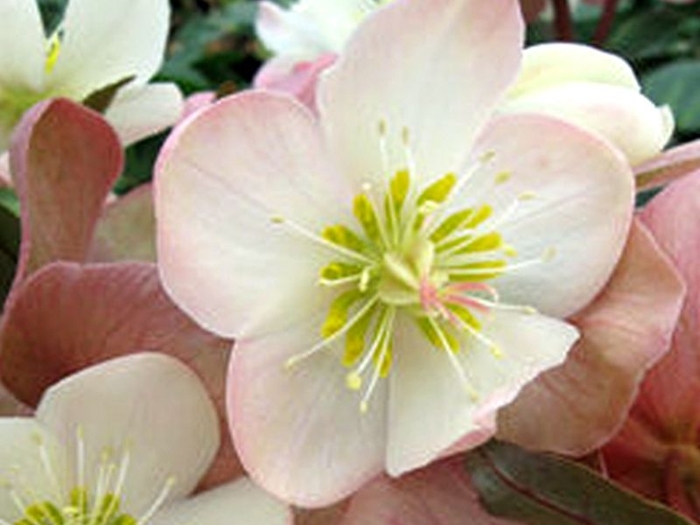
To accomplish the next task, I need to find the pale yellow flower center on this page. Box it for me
[276,124,549,412]
[2,429,174,525]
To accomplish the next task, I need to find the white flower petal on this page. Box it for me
[386,311,578,476]
[0,0,45,92]
[104,83,183,146]
[0,419,67,521]
[256,1,333,60]
[229,315,387,507]
[458,114,634,318]
[150,478,292,525]
[509,43,640,98]
[50,0,169,98]
[501,82,672,165]
[318,0,523,189]
[35,353,219,517]
[156,91,353,338]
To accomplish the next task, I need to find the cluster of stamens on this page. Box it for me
[1,428,174,525]
[276,123,551,412]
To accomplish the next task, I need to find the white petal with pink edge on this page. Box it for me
[318,0,524,190]
[457,114,634,319]
[35,353,219,517]
[156,91,354,338]
[228,315,387,508]
[386,310,577,476]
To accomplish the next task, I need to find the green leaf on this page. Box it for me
[0,201,20,307]
[159,1,260,93]
[37,0,67,34]
[606,7,689,63]
[82,76,135,114]
[643,61,700,134]
[466,440,693,525]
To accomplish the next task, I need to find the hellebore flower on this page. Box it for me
[601,169,700,522]
[0,352,291,524]
[255,1,670,165]
[0,0,183,150]
[156,0,634,506]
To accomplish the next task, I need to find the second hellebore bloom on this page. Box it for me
[156,0,634,506]
[0,0,182,150]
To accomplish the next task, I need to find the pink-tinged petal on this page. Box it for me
[254,54,336,112]
[0,262,240,487]
[497,219,685,455]
[599,170,700,515]
[318,0,523,188]
[8,99,122,285]
[50,0,169,98]
[342,455,516,525]
[150,478,293,525]
[465,114,634,318]
[501,83,672,165]
[181,91,216,122]
[155,91,352,339]
[228,314,387,507]
[636,138,700,191]
[387,311,577,476]
[104,83,184,146]
[37,353,219,515]
[0,0,45,92]
[89,184,156,263]
[636,169,700,433]
[510,43,640,98]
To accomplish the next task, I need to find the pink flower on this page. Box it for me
[601,168,700,522]
[156,0,634,506]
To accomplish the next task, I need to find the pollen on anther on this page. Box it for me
[346,373,362,391]
[494,171,511,185]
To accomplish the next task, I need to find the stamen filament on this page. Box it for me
[271,215,375,265]
[349,306,392,383]
[360,308,396,413]
[34,433,63,503]
[426,317,479,400]
[448,310,503,359]
[286,295,380,368]
[467,296,537,315]
[135,477,175,525]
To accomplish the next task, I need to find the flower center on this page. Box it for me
[276,126,549,412]
[3,429,174,525]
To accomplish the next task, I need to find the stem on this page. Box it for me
[551,0,574,41]
[593,0,620,47]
